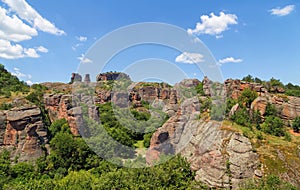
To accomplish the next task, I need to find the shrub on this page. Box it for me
[292,116,300,133]
[261,116,285,137]
[238,88,258,108]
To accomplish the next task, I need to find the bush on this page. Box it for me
[264,103,278,117]
[10,162,34,179]
[0,103,12,110]
[239,175,296,190]
[238,88,258,108]
[231,107,251,127]
[292,116,300,133]
[261,116,285,137]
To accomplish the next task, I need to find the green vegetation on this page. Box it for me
[0,118,205,189]
[292,116,300,133]
[261,116,285,137]
[242,74,300,97]
[195,82,205,96]
[0,64,29,98]
[26,84,51,126]
[238,88,258,108]
[240,175,297,190]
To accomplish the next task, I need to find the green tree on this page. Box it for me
[0,64,29,97]
[231,107,251,127]
[292,116,300,133]
[195,82,205,96]
[242,75,254,83]
[238,88,258,108]
[264,103,278,117]
[261,116,285,137]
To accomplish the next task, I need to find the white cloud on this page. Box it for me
[78,54,93,64]
[187,12,238,36]
[216,35,223,39]
[0,7,38,42]
[76,36,87,42]
[11,67,35,85]
[0,39,47,59]
[175,52,204,64]
[2,0,65,35]
[219,57,242,64]
[270,5,295,16]
[36,46,48,53]
[25,80,33,85]
[11,67,32,81]
[0,0,64,59]
[24,48,39,58]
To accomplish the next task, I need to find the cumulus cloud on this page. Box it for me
[78,54,93,64]
[187,12,238,36]
[175,52,204,64]
[11,67,32,82]
[270,5,295,16]
[0,0,64,59]
[2,0,65,35]
[0,7,38,42]
[0,39,48,59]
[76,36,87,42]
[25,80,34,85]
[219,57,242,64]
[36,46,48,53]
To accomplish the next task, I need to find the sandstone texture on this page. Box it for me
[147,97,259,189]
[0,105,47,162]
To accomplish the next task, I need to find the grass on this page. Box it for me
[221,119,300,187]
[134,140,145,149]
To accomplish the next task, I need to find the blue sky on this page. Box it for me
[0,0,299,85]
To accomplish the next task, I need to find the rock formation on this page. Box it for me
[251,94,300,125]
[44,94,83,135]
[225,79,267,99]
[0,104,48,162]
[96,72,130,81]
[147,97,259,189]
[70,73,82,83]
[84,74,91,83]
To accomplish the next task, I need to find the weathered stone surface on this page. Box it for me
[84,74,91,83]
[96,72,130,81]
[44,94,82,135]
[0,105,48,162]
[71,73,82,83]
[147,97,259,189]
[251,94,300,124]
[225,79,267,99]
[0,111,7,145]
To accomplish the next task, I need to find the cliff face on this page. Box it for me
[44,94,84,136]
[251,95,300,125]
[146,97,259,189]
[0,104,47,162]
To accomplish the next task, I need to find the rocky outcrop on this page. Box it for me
[147,97,259,189]
[225,79,267,99]
[84,74,91,83]
[96,72,130,81]
[44,94,83,135]
[251,94,300,124]
[70,73,82,83]
[0,105,48,162]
